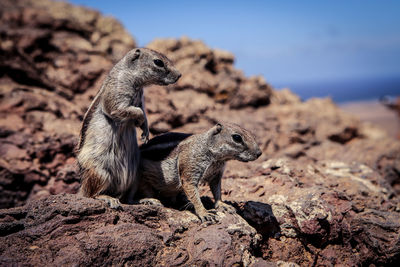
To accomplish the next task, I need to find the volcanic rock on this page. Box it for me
[0,0,399,266]
[0,0,135,208]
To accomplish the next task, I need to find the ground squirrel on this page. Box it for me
[138,123,262,222]
[77,48,181,208]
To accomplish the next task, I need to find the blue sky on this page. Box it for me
[69,0,400,100]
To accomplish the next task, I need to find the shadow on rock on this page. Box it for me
[235,201,281,240]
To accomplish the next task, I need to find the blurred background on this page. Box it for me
[69,0,400,103]
[1,1,400,264]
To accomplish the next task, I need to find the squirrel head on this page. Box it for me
[207,122,262,162]
[120,48,181,86]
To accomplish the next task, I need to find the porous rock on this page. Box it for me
[0,194,264,266]
[1,0,399,266]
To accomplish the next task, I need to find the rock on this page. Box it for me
[382,96,400,139]
[1,0,400,265]
[270,88,302,105]
[147,37,273,107]
[0,194,262,266]
[216,158,400,265]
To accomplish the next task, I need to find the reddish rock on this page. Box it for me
[147,37,273,107]
[0,0,135,208]
[0,194,263,266]
[0,0,399,266]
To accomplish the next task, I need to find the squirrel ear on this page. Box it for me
[211,123,223,135]
[132,49,140,61]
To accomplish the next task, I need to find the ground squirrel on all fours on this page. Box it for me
[138,122,262,222]
[77,48,181,208]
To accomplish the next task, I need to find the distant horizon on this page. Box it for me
[68,0,400,102]
[275,74,400,103]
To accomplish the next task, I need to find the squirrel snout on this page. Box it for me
[256,149,262,158]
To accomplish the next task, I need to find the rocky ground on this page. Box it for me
[340,100,400,139]
[1,0,399,266]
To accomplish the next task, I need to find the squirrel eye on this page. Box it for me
[154,59,164,67]
[232,134,243,143]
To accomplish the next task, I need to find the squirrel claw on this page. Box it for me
[141,133,149,144]
[216,202,236,214]
[96,195,123,210]
[134,117,145,127]
[139,198,163,207]
[198,209,219,223]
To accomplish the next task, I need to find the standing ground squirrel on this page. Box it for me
[138,123,262,222]
[77,48,181,208]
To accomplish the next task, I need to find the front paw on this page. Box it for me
[141,129,149,143]
[134,116,145,127]
[108,198,123,210]
[197,209,219,223]
[216,201,236,214]
[133,109,145,127]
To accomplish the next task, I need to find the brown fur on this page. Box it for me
[138,123,262,222]
[79,167,107,197]
[77,48,181,208]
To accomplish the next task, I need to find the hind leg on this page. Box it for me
[135,182,164,207]
[96,195,122,210]
[79,167,122,209]
[136,188,168,207]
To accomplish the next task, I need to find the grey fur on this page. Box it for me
[138,122,262,222]
[77,48,181,207]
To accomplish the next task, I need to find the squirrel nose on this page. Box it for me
[174,72,181,82]
[256,149,262,158]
